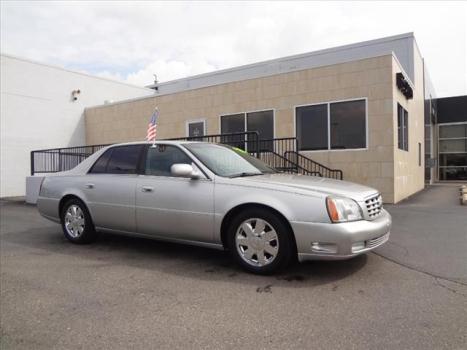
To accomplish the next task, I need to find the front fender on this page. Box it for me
[213,182,329,242]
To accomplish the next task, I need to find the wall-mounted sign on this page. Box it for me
[396,72,413,100]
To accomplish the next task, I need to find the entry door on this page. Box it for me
[187,120,206,138]
[135,145,215,243]
[84,145,144,232]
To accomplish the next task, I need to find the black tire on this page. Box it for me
[60,198,97,244]
[227,207,294,275]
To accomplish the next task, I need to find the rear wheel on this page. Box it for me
[60,198,97,244]
[227,208,293,274]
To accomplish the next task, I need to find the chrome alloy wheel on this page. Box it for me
[64,205,85,238]
[235,218,279,267]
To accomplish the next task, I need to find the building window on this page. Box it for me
[296,99,366,151]
[296,104,328,150]
[398,104,409,151]
[438,123,467,181]
[186,120,206,138]
[220,110,274,151]
[330,100,366,149]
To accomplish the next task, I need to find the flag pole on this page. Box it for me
[151,107,159,148]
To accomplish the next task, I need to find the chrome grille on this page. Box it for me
[365,194,383,219]
[366,233,389,249]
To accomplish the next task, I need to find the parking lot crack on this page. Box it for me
[371,252,467,291]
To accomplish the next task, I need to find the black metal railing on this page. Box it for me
[257,151,321,176]
[30,144,109,175]
[30,132,343,180]
[169,131,260,152]
[284,151,343,180]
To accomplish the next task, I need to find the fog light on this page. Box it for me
[311,242,337,254]
[351,241,366,253]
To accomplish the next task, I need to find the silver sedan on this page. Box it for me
[37,141,391,274]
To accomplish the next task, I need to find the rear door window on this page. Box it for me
[90,145,144,174]
[89,149,113,173]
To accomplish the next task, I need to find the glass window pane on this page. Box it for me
[403,109,409,151]
[188,122,205,138]
[247,110,274,152]
[439,124,467,138]
[220,114,245,149]
[439,139,467,153]
[296,104,328,150]
[398,105,403,150]
[220,114,245,134]
[397,104,409,151]
[330,100,366,149]
[145,145,192,176]
[439,167,467,180]
[106,145,144,174]
[184,143,275,177]
[439,153,467,167]
[89,149,112,173]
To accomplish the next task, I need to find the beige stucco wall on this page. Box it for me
[392,47,426,203]
[85,54,426,203]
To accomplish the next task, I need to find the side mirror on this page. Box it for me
[170,163,200,179]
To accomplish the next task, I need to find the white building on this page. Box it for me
[0,54,154,197]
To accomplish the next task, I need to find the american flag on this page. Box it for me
[146,108,159,141]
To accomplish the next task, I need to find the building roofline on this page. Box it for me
[85,51,398,110]
[147,32,415,89]
[0,52,153,91]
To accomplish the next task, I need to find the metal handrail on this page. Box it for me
[30,132,343,180]
[284,151,343,180]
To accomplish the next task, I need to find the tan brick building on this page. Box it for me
[84,33,440,203]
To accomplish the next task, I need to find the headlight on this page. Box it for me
[326,196,363,223]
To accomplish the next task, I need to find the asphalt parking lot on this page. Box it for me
[1,185,466,349]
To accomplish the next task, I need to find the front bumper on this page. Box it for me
[291,209,392,261]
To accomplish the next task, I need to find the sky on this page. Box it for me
[1,1,466,97]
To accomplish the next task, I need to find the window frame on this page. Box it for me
[88,145,146,175]
[218,109,276,139]
[185,118,207,138]
[437,122,467,181]
[397,103,409,152]
[141,143,211,180]
[294,97,368,152]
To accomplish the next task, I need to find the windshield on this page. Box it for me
[183,143,278,177]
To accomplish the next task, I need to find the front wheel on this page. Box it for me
[60,198,97,244]
[227,208,294,274]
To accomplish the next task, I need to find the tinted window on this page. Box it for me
[89,149,112,173]
[221,114,244,134]
[398,104,409,151]
[296,104,328,150]
[330,100,366,149]
[106,145,144,174]
[220,114,246,149]
[247,110,274,151]
[145,145,192,176]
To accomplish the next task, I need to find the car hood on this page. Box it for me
[229,173,379,201]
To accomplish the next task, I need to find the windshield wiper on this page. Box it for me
[228,172,264,178]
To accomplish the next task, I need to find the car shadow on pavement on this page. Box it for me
[3,226,368,289]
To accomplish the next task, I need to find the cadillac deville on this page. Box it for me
[37,141,391,274]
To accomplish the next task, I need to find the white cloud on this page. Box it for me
[1,1,466,96]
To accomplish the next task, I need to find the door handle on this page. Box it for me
[141,186,154,192]
[85,183,94,189]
